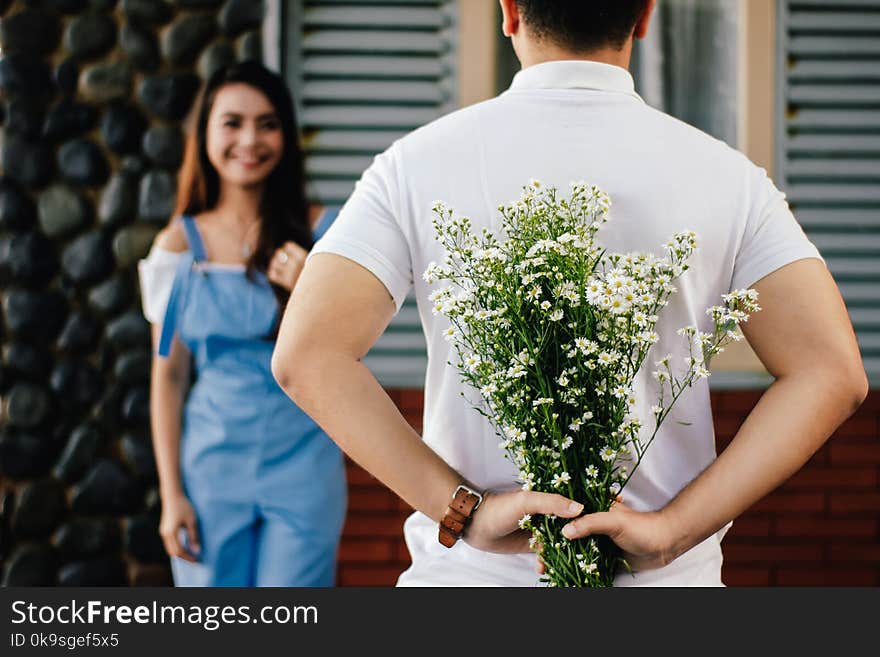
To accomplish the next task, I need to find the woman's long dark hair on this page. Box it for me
[173,61,312,324]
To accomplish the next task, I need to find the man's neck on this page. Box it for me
[517,41,633,71]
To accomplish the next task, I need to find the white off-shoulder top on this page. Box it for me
[138,246,184,325]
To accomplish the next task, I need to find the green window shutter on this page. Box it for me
[286,1,458,387]
[776,0,880,386]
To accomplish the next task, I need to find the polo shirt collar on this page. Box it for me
[508,60,643,102]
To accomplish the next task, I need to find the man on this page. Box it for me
[272,0,867,586]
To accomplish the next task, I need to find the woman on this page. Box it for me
[138,62,345,586]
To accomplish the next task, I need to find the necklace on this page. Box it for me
[238,220,260,258]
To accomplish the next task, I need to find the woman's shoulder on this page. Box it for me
[311,205,340,241]
[154,219,189,253]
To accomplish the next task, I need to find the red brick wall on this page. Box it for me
[337,390,880,587]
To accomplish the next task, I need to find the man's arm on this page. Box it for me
[561,258,869,570]
[272,253,585,554]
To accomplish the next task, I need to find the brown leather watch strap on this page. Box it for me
[438,486,483,548]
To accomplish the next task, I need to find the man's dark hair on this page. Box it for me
[515,0,648,52]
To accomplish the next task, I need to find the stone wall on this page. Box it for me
[0,0,265,586]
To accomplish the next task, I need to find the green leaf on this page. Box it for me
[676,421,692,426]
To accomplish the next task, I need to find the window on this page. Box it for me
[284,0,458,386]
[776,0,880,386]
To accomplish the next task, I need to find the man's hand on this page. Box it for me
[553,499,677,573]
[464,489,584,554]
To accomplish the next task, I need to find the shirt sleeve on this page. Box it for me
[308,146,413,313]
[137,247,184,324]
[730,165,825,292]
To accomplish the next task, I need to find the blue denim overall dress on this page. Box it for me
[157,213,346,586]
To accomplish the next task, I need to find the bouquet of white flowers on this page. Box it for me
[425,180,760,587]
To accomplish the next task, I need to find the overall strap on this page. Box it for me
[157,253,193,357]
[312,207,340,242]
[180,215,209,262]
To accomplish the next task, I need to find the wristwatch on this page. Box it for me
[438,484,484,548]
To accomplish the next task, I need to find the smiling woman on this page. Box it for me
[136,62,347,587]
[208,86,284,187]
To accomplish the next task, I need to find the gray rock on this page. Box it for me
[65,11,117,60]
[0,236,10,284]
[121,432,155,480]
[198,40,236,80]
[115,351,151,385]
[41,0,88,12]
[143,489,161,523]
[101,103,148,155]
[5,382,52,429]
[121,155,147,176]
[58,558,128,586]
[53,423,102,483]
[93,386,123,428]
[0,7,61,56]
[99,173,138,226]
[122,0,173,27]
[38,184,90,239]
[61,231,114,284]
[54,517,121,559]
[54,58,80,98]
[125,513,165,562]
[5,97,44,138]
[3,341,53,380]
[0,429,57,478]
[138,72,200,120]
[58,138,110,187]
[142,124,183,168]
[88,274,132,315]
[11,479,67,538]
[0,232,57,287]
[1,544,58,585]
[0,54,54,105]
[2,289,68,342]
[34,0,86,14]
[49,359,104,409]
[138,169,176,222]
[106,310,151,349]
[2,135,54,188]
[71,459,141,515]
[0,490,9,559]
[122,386,150,425]
[163,13,217,66]
[131,562,173,585]
[0,178,36,231]
[120,22,160,72]
[113,223,158,267]
[57,312,101,353]
[43,101,99,142]
[175,0,222,7]
[81,61,132,103]
[221,0,263,38]
[238,29,262,63]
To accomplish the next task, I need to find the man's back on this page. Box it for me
[312,60,822,586]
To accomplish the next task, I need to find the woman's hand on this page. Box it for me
[268,241,309,291]
[463,489,584,554]
[159,491,201,563]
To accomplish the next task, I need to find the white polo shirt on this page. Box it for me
[312,61,823,586]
